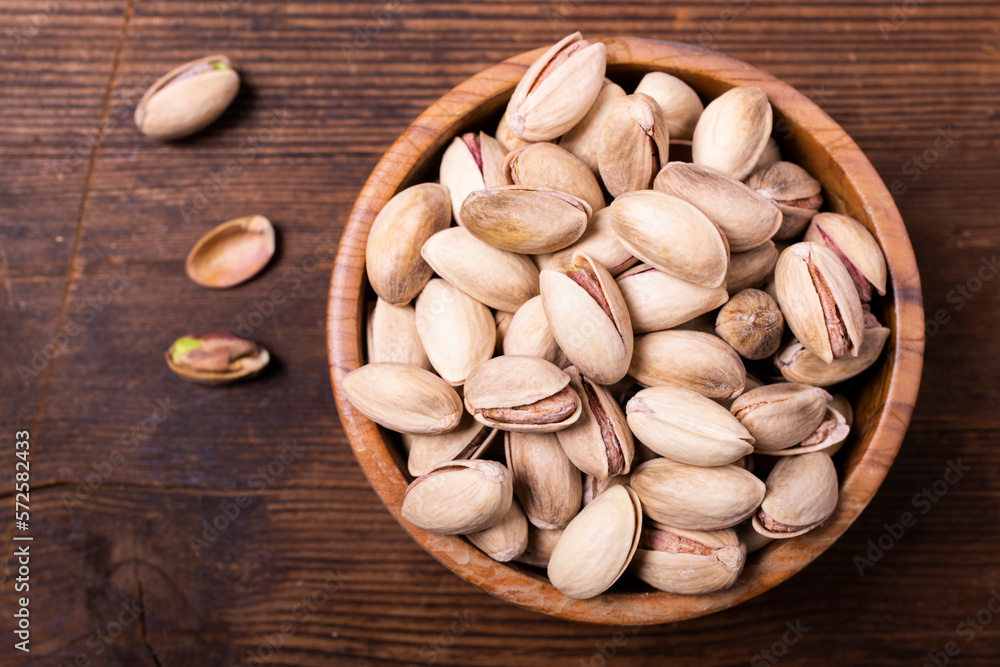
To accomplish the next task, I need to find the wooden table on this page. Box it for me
[2,1,998,665]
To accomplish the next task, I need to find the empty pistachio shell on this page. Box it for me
[414,279,495,386]
[746,161,823,241]
[559,80,627,173]
[775,313,890,386]
[629,330,746,400]
[616,263,729,333]
[506,431,583,530]
[135,55,239,140]
[730,383,832,452]
[753,452,838,539]
[692,86,773,181]
[460,186,590,255]
[439,132,508,225]
[540,252,634,384]
[726,241,779,295]
[367,298,431,370]
[547,485,642,599]
[466,498,529,562]
[516,526,564,568]
[342,362,462,435]
[406,410,498,477]
[775,242,865,364]
[366,183,451,305]
[505,32,607,142]
[555,366,635,479]
[185,215,275,289]
[764,401,851,457]
[496,114,533,153]
[550,207,637,277]
[421,226,540,313]
[630,458,766,531]
[598,93,671,197]
[166,333,269,384]
[630,523,745,595]
[804,212,887,301]
[625,385,754,467]
[464,356,582,432]
[633,71,704,140]
[609,190,729,289]
[504,142,605,211]
[503,296,568,367]
[715,289,785,360]
[401,460,513,535]
[653,163,781,252]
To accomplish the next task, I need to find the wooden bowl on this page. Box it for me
[328,37,924,624]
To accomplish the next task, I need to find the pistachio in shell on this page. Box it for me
[730,383,832,452]
[463,356,582,432]
[414,278,496,386]
[559,80,627,173]
[401,460,513,535]
[460,186,590,255]
[166,333,269,384]
[503,142,605,211]
[466,498,529,562]
[502,295,569,368]
[406,410,498,477]
[633,71,704,140]
[629,330,746,400]
[367,298,431,370]
[516,526,564,568]
[439,131,508,225]
[550,207,637,277]
[555,366,635,480]
[630,523,745,595]
[746,161,823,241]
[135,55,239,140]
[692,86,773,181]
[597,93,670,197]
[715,288,785,360]
[185,215,275,289]
[753,452,838,539]
[616,263,728,334]
[506,431,583,530]
[495,114,533,153]
[763,401,851,457]
[342,362,462,435]
[726,240,779,295]
[775,312,890,386]
[804,212,887,302]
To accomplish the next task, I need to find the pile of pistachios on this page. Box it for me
[343,33,891,600]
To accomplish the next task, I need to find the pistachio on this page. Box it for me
[775,242,866,364]
[367,298,431,370]
[406,410,498,477]
[505,32,607,142]
[463,356,582,432]
[746,161,823,241]
[503,142,605,211]
[692,86,773,181]
[559,80,627,172]
[715,289,785,360]
[582,474,629,506]
[630,458,766,531]
[730,383,832,452]
[753,452,838,539]
[630,523,745,595]
[550,207,637,277]
[496,114,533,152]
[753,137,782,170]
[556,366,635,479]
[342,362,463,435]
[717,373,765,411]
[516,526,564,568]
[598,93,670,197]
[625,385,754,466]
[764,401,850,457]
[460,186,590,254]
[804,212,887,301]
[775,312,890,386]
[540,252,634,384]
[653,163,781,252]
[439,132,508,225]
[633,71,704,140]
[366,183,451,305]
[506,432,583,530]
[503,296,569,367]
[185,214,275,289]
[135,55,239,140]
[629,330,746,400]
[829,393,854,428]
[401,460,513,535]
[467,498,529,562]
[609,190,729,289]
[166,333,269,384]
[414,279,496,386]
[547,485,642,599]
[421,226,540,313]
[616,263,728,333]
[726,241,779,295]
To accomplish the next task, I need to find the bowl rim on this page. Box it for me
[328,36,925,625]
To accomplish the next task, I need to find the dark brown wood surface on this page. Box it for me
[1,1,998,665]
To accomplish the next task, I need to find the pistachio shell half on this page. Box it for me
[692,86,773,181]
[559,80,627,173]
[804,212,887,301]
[753,452,838,539]
[555,366,635,479]
[629,330,746,400]
[763,402,851,457]
[439,131,508,225]
[775,313,890,386]
[135,55,239,140]
[166,333,269,384]
[342,362,463,435]
[730,383,832,452]
[185,215,275,289]
[463,356,582,432]
[460,186,590,255]
[598,93,670,197]
[506,431,583,530]
[616,263,728,333]
[630,523,745,595]
[466,498,529,562]
[633,71,704,140]
[503,142,605,211]
[401,460,513,535]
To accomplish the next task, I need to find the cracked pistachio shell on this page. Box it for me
[730,383,832,452]
[540,252,634,384]
[185,215,275,289]
[516,526,564,568]
[598,93,670,197]
[402,460,513,535]
[463,356,582,432]
[503,296,569,367]
[559,80,627,173]
[367,298,431,370]
[804,212,887,301]
[367,183,451,305]
[775,315,890,386]
[547,485,642,599]
[764,401,851,457]
[582,474,629,506]
[625,385,754,467]
[654,163,781,253]
[630,458,766,531]
[629,330,746,400]
[630,523,745,595]
[406,410,498,477]
[421,226,540,313]
[634,71,704,140]
[715,288,785,360]
[505,32,607,142]
[775,242,865,364]
[135,55,239,140]
[461,186,590,254]
[692,86,773,181]
[166,333,269,384]
[609,190,729,289]
[747,161,823,240]
[616,263,728,333]
[439,132,508,225]
[342,362,462,435]
[415,279,495,386]
[726,241,779,295]
[467,498,529,562]
[753,452,838,539]
[550,207,637,277]
[555,367,635,480]
[506,432,582,530]
[504,142,605,211]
